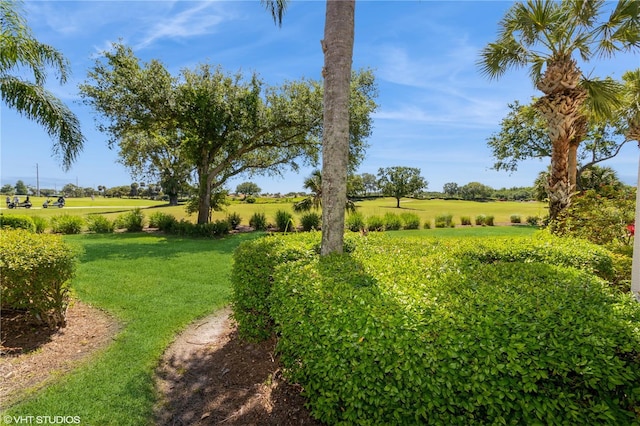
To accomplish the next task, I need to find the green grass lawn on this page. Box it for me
[4,232,260,425]
[1,196,548,229]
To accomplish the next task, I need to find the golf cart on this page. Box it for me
[7,199,32,209]
[43,196,65,208]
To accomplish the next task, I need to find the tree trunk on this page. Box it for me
[396,197,401,208]
[568,141,578,193]
[197,168,211,224]
[168,194,179,206]
[320,0,355,256]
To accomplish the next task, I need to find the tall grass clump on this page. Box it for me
[460,215,472,226]
[399,212,421,230]
[346,212,366,232]
[366,215,384,232]
[50,214,85,234]
[115,208,145,232]
[275,210,295,232]
[148,211,177,231]
[249,212,268,231]
[86,214,115,234]
[510,214,521,224]
[300,212,321,231]
[435,213,454,228]
[476,214,487,225]
[226,212,242,230]
[383,212,402,230]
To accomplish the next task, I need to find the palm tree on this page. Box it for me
[0,1,84,169]
[622,69,640,301]
[294,169,356,213]
[319,0,356,255]
[262,0,356,254]
[479,0,640,223]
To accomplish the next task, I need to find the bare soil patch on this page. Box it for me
[0,300,119,408]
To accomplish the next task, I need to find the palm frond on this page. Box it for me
[580,77,624,121]
[1,76,84,169]
[260,0,287,27]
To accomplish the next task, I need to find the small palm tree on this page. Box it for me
[294,169,356,214]
[0,1,84,169]
[479,0,640,222]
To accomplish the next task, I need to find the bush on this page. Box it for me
[230,234,319,340]
[399,212,421,230]
[269,234,640,425]
[0,214,36,232]
[50,214,84,234]
[170,219,230,237]
[383,212,402,231]
[227,212,242,230]
[245,196,256,204]
[148,212,177,231]
[300,212,321,231]
[526,215,540,226]
[346,212,366,232]
[274,209,295,232]
[31,216,48,234]
[115,208,145,232]
[435,213,454,228]
[86,214,115,234]
[366,215,384,232]
[460,215,472,226]
[510,214,521,224]
[0,229,77,327]
[249,212,268,231]
[485,215,495,226]
[423,219,431,229]
[475,214,487,226]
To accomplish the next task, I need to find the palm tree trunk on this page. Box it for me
[320,0,355,256]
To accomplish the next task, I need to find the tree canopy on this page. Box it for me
[80,43,377,223]
[377,166,428,208]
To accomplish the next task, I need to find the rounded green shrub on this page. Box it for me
[435,213,454,228]
[0,229,77,327]
[383,212,402,230]
[249,212,268,231]
[226,212,242,230]
[346,212,366,232]
[0,214,36,232]
[274,209,295,232]
[475,214,487,225]
[460,215,472,226]
[31,216,48,233]
[148,212,177,231]
[116,208,145,232]
[510,214,521,224]
[399,212,421,230]
[86,214,115,233]
[366,215,384,232]
[50,214,85,234]
[300,212,321,231]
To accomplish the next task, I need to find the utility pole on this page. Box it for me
[36,163,40,196]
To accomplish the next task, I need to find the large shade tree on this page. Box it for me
[377,166,428,208]
[0,0,84,169]
[81,44,376,224]
[479,0,640,223]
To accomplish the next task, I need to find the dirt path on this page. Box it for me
[154,307,322,425]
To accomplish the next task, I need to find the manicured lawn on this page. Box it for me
[4,232,259,425]
[1,196,548,229]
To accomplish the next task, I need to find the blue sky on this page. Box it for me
[2,0,639,194]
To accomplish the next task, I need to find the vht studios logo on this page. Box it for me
[3,416,81,425]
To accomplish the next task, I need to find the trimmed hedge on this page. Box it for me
[0,214,36,232]
[50,214,85,234]
[0,229,77,327]
[233,233,640,425]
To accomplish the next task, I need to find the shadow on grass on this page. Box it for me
[66,232,263,263]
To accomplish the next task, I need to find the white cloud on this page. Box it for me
[135,2,231,49]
